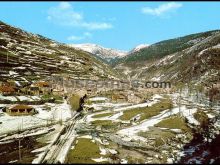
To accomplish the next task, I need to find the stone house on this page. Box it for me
[0,85,16,96]
[29,81,51,95]
[7,104,37,116]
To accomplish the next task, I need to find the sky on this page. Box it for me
[0,1,220,51]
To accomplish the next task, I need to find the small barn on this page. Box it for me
[111,93,127,102]
[7,104,37,116]
[29,81,51,95]
[33,81,50,88]
[0,85,15,96]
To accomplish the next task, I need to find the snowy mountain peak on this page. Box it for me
[130,44,150,53]
[69,43,128,61]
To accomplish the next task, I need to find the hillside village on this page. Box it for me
[0,74,220,164]
[0,80,53,114]
[0,20,220,164]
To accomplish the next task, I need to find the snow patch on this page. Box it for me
[91,157,109,162]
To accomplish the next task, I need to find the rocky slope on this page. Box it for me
[0,21,122,84]
[114,30,220,84]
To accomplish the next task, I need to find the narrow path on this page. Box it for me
[40,112,80,164]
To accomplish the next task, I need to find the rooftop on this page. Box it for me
[32,81,50,87]
[9,104,33,110]
[0,85,15,93]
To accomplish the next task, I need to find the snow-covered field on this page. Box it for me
[117,105,198,139]
[0,94,41,102]
[0,89,219,164]
[81,91,220,163]
[88,97,109,102]
[0,95,17,101]
[0,100,73,135]
[84,102,131,111]
[85,95,162,123]
[115,91,212,142]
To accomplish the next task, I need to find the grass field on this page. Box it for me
[66,138,108,164]
[92,112,114,118]
[193,110,209,126]
[91,120,120,130]
[119,98,173,122]
[155,114,192,133]
[41,94,63,103]
[138,127,176,147]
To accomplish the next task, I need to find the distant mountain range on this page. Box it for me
[69,43,127,60]
[68,43,150,64]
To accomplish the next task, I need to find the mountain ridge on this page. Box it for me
[68,43,127,63]
[114,29,220,84]
[0,20,122,85]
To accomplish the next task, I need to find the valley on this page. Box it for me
[0,20,220,164]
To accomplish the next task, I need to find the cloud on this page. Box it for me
[84,32,92,37]
[80,22,112,30]
[67,32,92,41]
[141,2,182,17]
[59,2,72,10]
[67,35,84,41]
[47,2,113,30]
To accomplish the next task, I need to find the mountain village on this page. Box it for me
[0,20,220,164]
